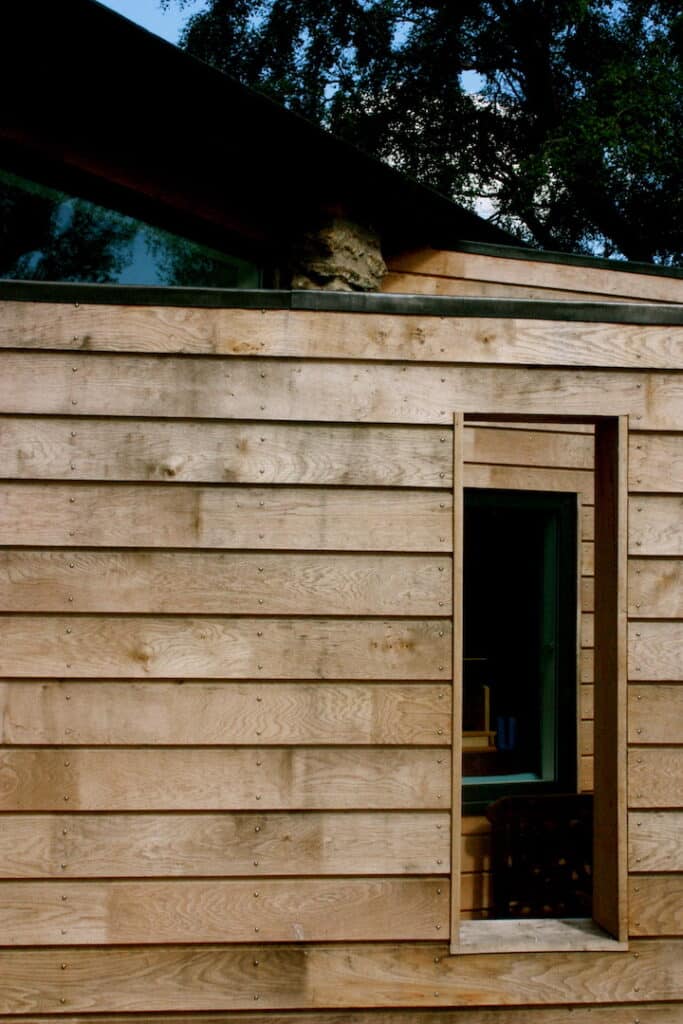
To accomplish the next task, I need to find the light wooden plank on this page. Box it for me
[581,612,594,649]
[630,433,683,492]
[579,719,593,756]
[629,748,683,807]
[582,576,594,611]
[0,485,451,550]
[0,681,451,745]
[2,939,679,1013]
[630,876,683,936]
[450,413,465,949]
[581,648,594,683]
[629,811,683,871]
[4,300,683,368]
[0,551,451,615]
[458,918,626,954]
[629,558,683,617]
[2,351,682,429]
[0,747,451,811]
[0,878,450,945]
[629,622,683,681]
[0,812,452,878]
[0,418,450,487]
[582,684,594,719]
[466,463,593,498]
[628,684,683,743]
[630,496,683,555]
[383,270,631,304]
[0,616,451,679]
[389,247,683,303]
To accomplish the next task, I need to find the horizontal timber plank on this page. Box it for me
[0,747,451,810]
[629,875,683,936]
[0,812,452,877]
[630,434,683,492]
[628,684,683,743]
[629,558,683,617]
[465,463,593,498]
[582,576,594,611]
[629,497,683,555]
[0,681,451,745]
[0,939,679,1013]
[629,622,683,681]
[0,550,451,615]
[382,270,630,304]
[629,748,683,807]
[0,485,451,550]
[1,352,682,430]
[389,248,683,303]
[0,617,451,679]
[0,878,450,945]
[628,810,683,871]
[579,719,593,756]
[4,300,683,368]
[581,684,594,719]
[0,417,594,484]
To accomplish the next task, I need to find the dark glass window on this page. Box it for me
[0,168,261,288]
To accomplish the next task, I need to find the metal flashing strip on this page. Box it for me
[2,279,683,325]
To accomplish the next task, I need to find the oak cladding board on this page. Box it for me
[0,940,679,1013]
[0,485,452,550]
[628,811,683,871]
[0,747,452,810]
[0,681,451,745]
[629,496,683,555]
[629,876,683,936]
[2,352,683,430]
[629,558,683,618]
[389,247,683,303]
[629,748,683,808]
[628,684,683,743]
[0,418,594,483]
[4,300,683,368]
[0,878,451,945]
[0,551,451,615]
[0,812,454,877]
[0,616,451,679]
[629,622,683,681]
[382,270,631,304]
[629,433,683,492]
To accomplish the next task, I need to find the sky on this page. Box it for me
[97,0,204,44]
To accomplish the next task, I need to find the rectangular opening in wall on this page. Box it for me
[450,413,627,955]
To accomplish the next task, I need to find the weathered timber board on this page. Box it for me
[382,270,629,304]
[629,875,683,936]
[629,748,683,807]
[0,812,453,877]
[629,497,683,555]
[0,484,451,550]
[629,558,683,617]
[629,433,683,492]
[0,747,451,810]
[628,811,683,871]
[0,878,450,945]
[629,623,683,681]
[0,940,679,1013]
[3,301,683,367]
[628,684,683,743]
[1,352,681,429]
[0,681,451,745]
[0,551,451,615]
[0,617,451,679]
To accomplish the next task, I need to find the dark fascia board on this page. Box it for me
[0,0,517,252]
[450,240,683,281]
[3,279,683,325]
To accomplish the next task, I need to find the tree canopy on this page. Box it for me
[164,0,683,264]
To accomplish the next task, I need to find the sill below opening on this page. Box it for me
[452,918,629,955]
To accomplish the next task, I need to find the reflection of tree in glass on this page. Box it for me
[144,227,259,288]
[0,175,136,283]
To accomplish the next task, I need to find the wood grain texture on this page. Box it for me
[629,433,683,492]
[0,878,450,945]
[0,681,451,745]
[0,747,451,811]
[0,812,452,878]
[0,617,451,679]
[629,558,683,617]
[4,299,683,367]
[382,270,630,304]
[630,496,683,555]
[0,550,451,615]
[0,939,679,1013]
[629,622,683,680]
[389,247,683,303]
[0,416,593,483]
[628,810,683,871]
[629,748,683,807]
[630,876,683,936]
[2,351,682,429]
[0,484,451,550]
[628,684,683,743]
